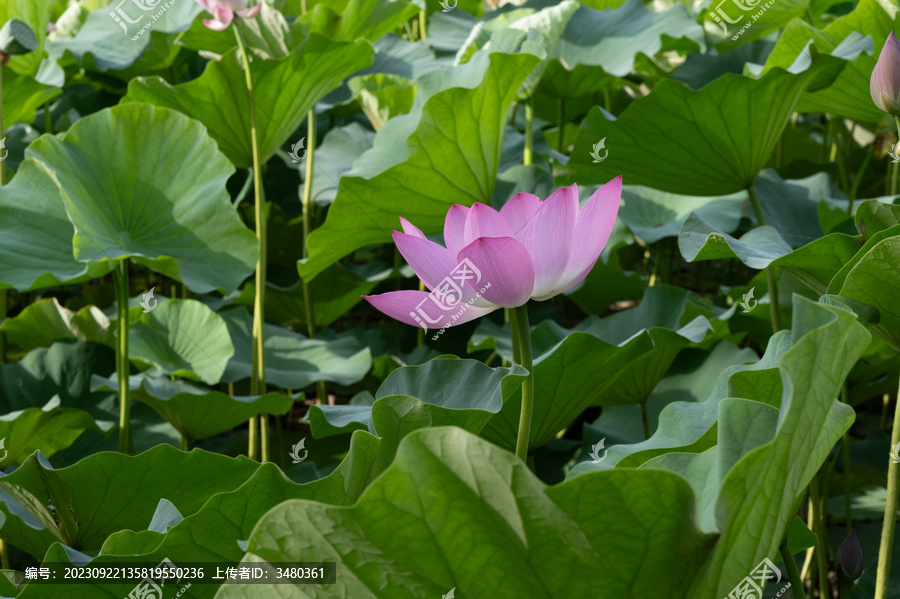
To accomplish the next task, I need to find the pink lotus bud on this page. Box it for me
[871,31,900,116]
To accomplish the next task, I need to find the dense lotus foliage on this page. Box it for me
[0,0,899,598]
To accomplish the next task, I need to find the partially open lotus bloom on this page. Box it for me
[364,177,622,330]
[871,31,900,116]
[195,0,261,31]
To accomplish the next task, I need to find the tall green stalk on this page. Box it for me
[557,97,565,153]
[874,379,900,599]
[848,146,873,217]
[841,384,853,535]
[893,117,900,196]
[511,304,534,462]
[523,100,533,166]
[810,475,830,597]
[747,184,782,332]
[0,63,4,188]
[43,101,52,134]
[830,121,849,192]
[0,66,6,365]
[234,26,268,461]
[780,538,807,599]
[416,280,425,347]
[300,110,328,404]
[510,308,520,365]
[0,289,5,364]
[113,260,133,454]
[840,580,855,598]
[640,401,650,439]
[299,0,328,407]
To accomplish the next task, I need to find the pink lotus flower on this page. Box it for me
[871,31,900,116]
[364,178,622,330]
[195,0,261,31]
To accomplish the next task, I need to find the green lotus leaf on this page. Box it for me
[123,34,373,169]
[299,32,542,280]
[22,103,258,294]
[220,308,371,389]
[0,298,112,351]
[755,0,899,123]
[0,445,262,557]
[0,396,113,467]
[92,374,295,443]
[559,59,845,195]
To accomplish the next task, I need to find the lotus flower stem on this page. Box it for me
[747,184,782,332]
[649,246,660,287]
[892,162,899,197]
[524,100,533,166]
[0,289,5,363]
[113,260,133,454]
[416,281,425,346]
[779,538,806,599]
[234,25,268,461]
[810,475,830,596]
[418,10,426,41]
[640,401,650,439]
[841,384,853,534]
[775,132,783,168]
[43,101,52,134]
[848,146,873,214]
[557,97,565,153]
[766,264,783,330]
[0,63,4,187]
[840,581,854,598]
[801,494,814,584]
[886,394,893,432]
[0,66,4,365]
[300,110,328,404]
[508,309,519,365]
[874,376,900,599]
[512,304,534,462]
[298,0,328,407]
[893,117,900,196]
[830,124,849,192]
